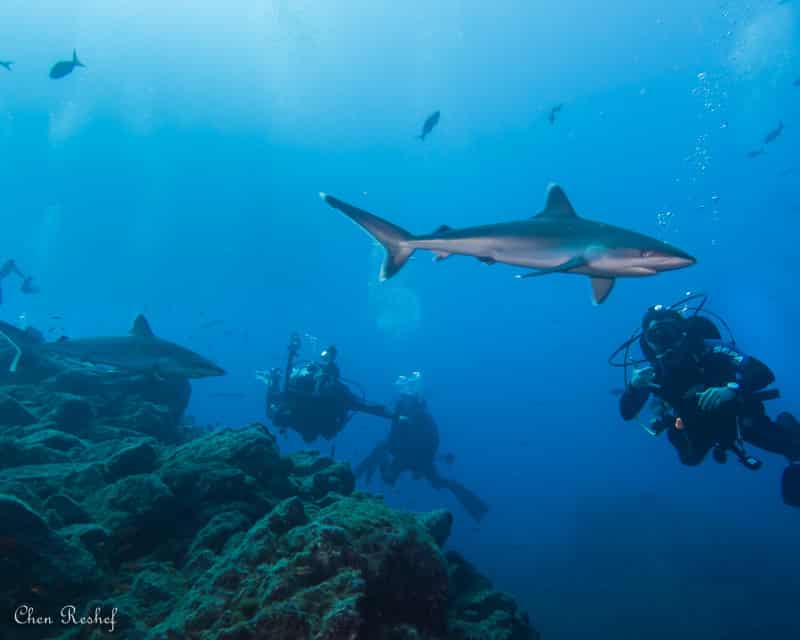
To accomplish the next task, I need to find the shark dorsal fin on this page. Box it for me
[131,314,155,338]
[537,184,578,219]
[434,224,453,234]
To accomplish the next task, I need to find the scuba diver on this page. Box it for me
[0,259,37,305]
[610,293,800,508]
[259,333,391,442]
[355,372,490,522]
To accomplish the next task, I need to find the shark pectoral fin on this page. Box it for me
[434,251,451,262]
[515,256,586,279]
[590,277,616,305]
[476,257,496,265]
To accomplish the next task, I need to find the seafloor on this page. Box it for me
[0,366,539,639]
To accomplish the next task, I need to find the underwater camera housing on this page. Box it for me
[782,464,800,508]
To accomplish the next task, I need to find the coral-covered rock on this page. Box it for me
[45,493,91,525]
[104,439,159,480]
[0,377,540,640]
[0,393,37,427]
[446,551,540,640]
[0,494,98,609]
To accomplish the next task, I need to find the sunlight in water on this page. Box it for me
[728,5,798,75]
[370,281,422,338]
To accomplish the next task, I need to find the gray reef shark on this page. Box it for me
[0,314,225,378]
[320,184,696,305]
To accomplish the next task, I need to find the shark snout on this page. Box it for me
[657,249,696,271]
[203,363,227,377]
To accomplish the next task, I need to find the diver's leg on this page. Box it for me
[742,413,800,461]
[380,458,402,486]
[355,442,389,483]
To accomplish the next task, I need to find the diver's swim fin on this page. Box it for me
[443,478,489,522]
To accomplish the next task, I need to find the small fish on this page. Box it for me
[548,103,564,124]
[763,121,784,145]
[746,148,765,159]
[0,61,13,72]
[417,111,440,141]
[49,49,86,79]
[50,314,63,320]
[200,319,224,329]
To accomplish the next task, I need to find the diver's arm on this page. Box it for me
[620,386,649,420]
[352,400,393,420]
[705,342,775,393]
[620,366,656,420]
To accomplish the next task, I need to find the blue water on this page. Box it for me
[2,1,799,637]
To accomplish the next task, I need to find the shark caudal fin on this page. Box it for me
[72,49,85,68]
[320,193,415,280]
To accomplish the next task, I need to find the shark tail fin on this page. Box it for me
[72,49,85,68]
[320,193,416,280]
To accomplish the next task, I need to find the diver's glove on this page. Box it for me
[697,385,737,412]
[630,366,657,390]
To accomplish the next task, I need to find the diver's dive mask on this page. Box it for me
[644,319,687,357]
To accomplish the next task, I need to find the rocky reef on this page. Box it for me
[0,369,539,639]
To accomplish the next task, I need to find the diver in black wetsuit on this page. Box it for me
[618,302,800,506]
[262,333,390,442]
[356,377,489,522]
[0,260,37,304]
